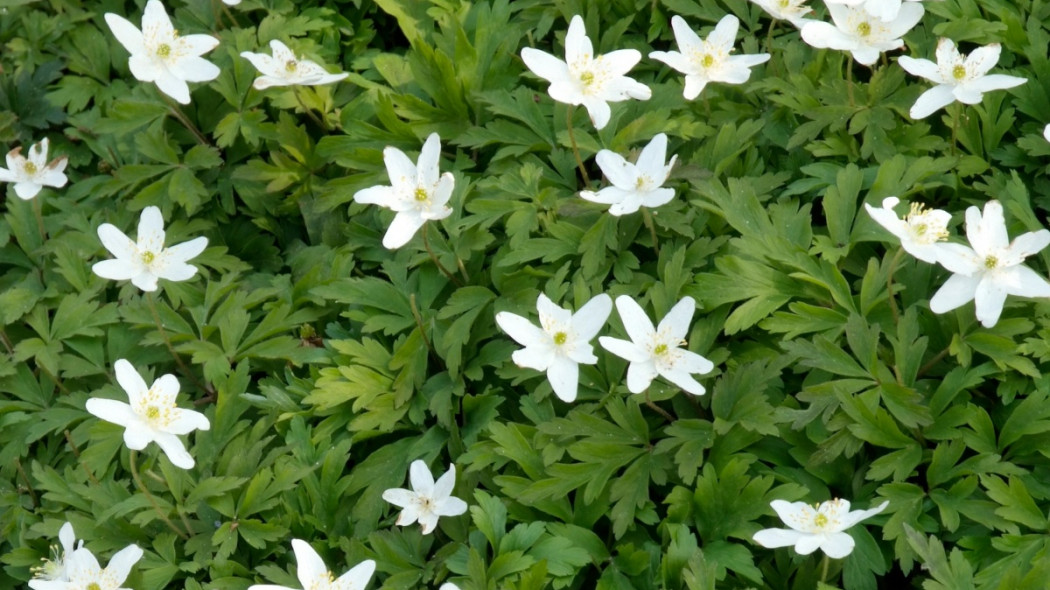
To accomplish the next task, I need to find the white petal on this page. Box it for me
[571,293,612,340]
[105,13,145,56]
[408,460,434,495]
[59,522,76,554]
[659,296,696,342]
[933,242,980,274]
[897,56,941,83]
[13,182,42,200]
[964,43,1001,78]
[170,56,220,83]
[625,359,659,393]
[382,146,417,194]
[92,259,142,281]
[435,496,468,516]
[819,532,857,558]
[432,464,457,501]
[973,276,1008,327]
[635,134,668,178]
[598,336,649,363]
[165,236,208,264]
[354,185,396,207]
[547,355,579,402]
[142,0,175,42]
[676,349,715,375]
[167,409,210,435]
[381,488,415,508]
[929,272,982,314]
[770,500,815,532]
[595,150,638,189]
[614,296,655,346]
[794,534,824,555]
[800,21,856,51]
[969,201,1008,252]
[416,133,442,189]
[334,560,376,590]
[85,398,135,427]
[659,366,706,395]
[964,74,1026,94]
[128,54,160,83]
[564,15,592,67]
[520,48,570,84]
[154,72,192,104]
[291,540,328,589]
[753,528,805,549]
[131,272,161,292]
[382,211,426,249]
[707,15,739,50]
[582,98,612,130]
[839,500,889,529]
[122,421,155,450]
[909,84,956,119]
[104,544,143,584]
[669,16,704,55]
[153,432,195,468]
[496,312,547,348]
[114,359,148,405]
[511,346,554,372]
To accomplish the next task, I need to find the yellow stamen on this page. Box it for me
[856,22,871,37]
[142,251,155,264]
[553,332,568,345]
[580,71,595,87]
[654,343,668,355]
[88,584,102,590]
[413,187,428,202]
[24,161,38,175]
[984,255,998,269]
[285,60,298,72]
[146,405,161,420]
[952,64,967,80]
[814,513,829,528]
[157,43,171,58]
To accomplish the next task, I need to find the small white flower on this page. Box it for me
[825,0,928,22]
[748,0,814,28]
[223,0,241,4]
[240,40,349,90]
[353,133,454,249]
[579,134,678,215]
[28,544,143,590]
[864,196,952,263]
[438,585,460,590]
[800,3,924,66]
[898,39,1027,119]
[520,14,651,130]
[0,137,68,200]
[28,522,82,587]
[247,539,376,590]
[496,293,612,402]
[382,461,468,535]
[85,359,210,470]
[753,498,888,558]
[599,296,714,395]
[105,0,220,104]
[91,206,208,292]
[650,15,770,100]
[930,200,1050,328]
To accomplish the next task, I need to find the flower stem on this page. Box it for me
[220,1,240,28]
[32,197,46,241]
[765,19,778,56]
[641,208,660,257]
[292,86,330,131]
[129,450,189,540]
[644,390,675,423]
[15,458,38,508]
[566,105,592,188]
[146,292,213,398]
[885,248,905,324]
[410,293,436,358]
[820,554,830,583]
[159,92,211,146]
[845,54,855,107]
[422,223,463,286]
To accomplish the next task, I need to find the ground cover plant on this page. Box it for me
[4,0,1050,588]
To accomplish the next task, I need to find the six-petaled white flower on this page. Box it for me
[800,3,924,66]
[85,359,210,470]
[930,200,1050,328]
[748,0,814,28]
[383,460,468,535]
[520,14,651,130]
[0,137,68,200]
[864,196,952,264]
[898,38,1027,119]
[753,498,889,558]
[105,0,220,104]
[28,544,143,590]
[28,522,82,588]
[91,206,208,292]
[496,293,612,402]
[579,133,678,216]
[825,0,927,22]
[240,40,349,90]
[247,539,376,590]
[353,133,454,249]
[599,296,714,395]
[650,15,770,100]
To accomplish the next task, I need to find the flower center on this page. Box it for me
[413,187,429,202]
[553,331,568,345]
[23,161,38,175]
[87,583,102,590]
[285,60,298,72]
[580,70,595,87]
[906,203,949,244]
[142,251,155,265]
[779,0,789,6]
[856,22,871,37]
[306,570,335,590]
[146,405,161,420]
[654,343,668,356]
[157,43,171,58]
[813,513,829,529]
[701,54,715,68]
[984,255,999,269]
[952,64,967,80]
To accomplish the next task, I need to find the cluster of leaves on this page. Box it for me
[5,0,1050,589]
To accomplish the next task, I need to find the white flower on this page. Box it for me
[650,15,770,100]
[579,134,677,215]
[864,196,952,263]
[495,293,612,402]
[85,359,210,470]
[898,39,1027,119]
[599,296,714,395]
[104,0,220,104]
[28,522,82,587]
[438,585,460,590]
[0,137,68,200]
[825,0,928,22]
[91,206,208,292]
[520,14,651,130]
[382,460,468,535]
[1044,123,1050,142]
[247,539,376,590]
[28,544,143,590]
[240,40,349,90]
[753,498,888,558]
[930,200,1050,328]
[800,3,924,66]
[223,0,241,4]
[353,133,454,249]
[748,0,814,28]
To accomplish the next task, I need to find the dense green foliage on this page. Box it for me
[5,0,1050,589]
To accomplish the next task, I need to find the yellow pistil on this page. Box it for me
[701,54,715,68]
[654,343,668,355]
[142,251,155,264]
[88,583,102,590]
[814,513,829,528]
[146,405,161,420]
[24,161,38,175]
[157,43,171,58]
[579,71,595,87]
[553,331,568,345]
[413,187,428,202]
[984,255,998,269]
[285,60,298,72]
[856,22,871,37]
[952,64,967,80]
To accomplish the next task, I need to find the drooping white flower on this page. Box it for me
[520,14,651,130]
[104,0,220,104]
[864,196,952,263]
[495,293,612,402]
[599,296,714,395]
[579,133,678,216]
[753,498,888,558]
[240,40,349,90]
[28,544,143,590]
[85,359,210,470]
[898,39,1027,119]
[800,3,924,66]
[824,0,928,22]
[382,461,468,535]
[247,539,376,590]
[353,133,454,249]
[650,15,770,100]
[0,138,68,200]
[748,0,814,28]
[28,522,82,588]
[930,200,1050,328]
[91,206,208,292]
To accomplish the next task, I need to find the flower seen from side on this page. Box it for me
[520,14,651,129]
[864,196,952,263]
[800,3,924,66]
[0,137,68,200]
[748,0,814,28]
[353,133,454,249]
[91,206,208,292]
[495,293,612,402]
[898,38,1027,119]
[929,200,1050,328]
[579,133,678,215]
[240,40,349,90]
[105,0,220,104]
[753,498,889,558]
[650,15,770,100]
[247,539,376,590]
[28,544,143,590]
[599,296,714,395]
[383,460,468,535]
[28,522,82,588]
[85,359,210,469]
